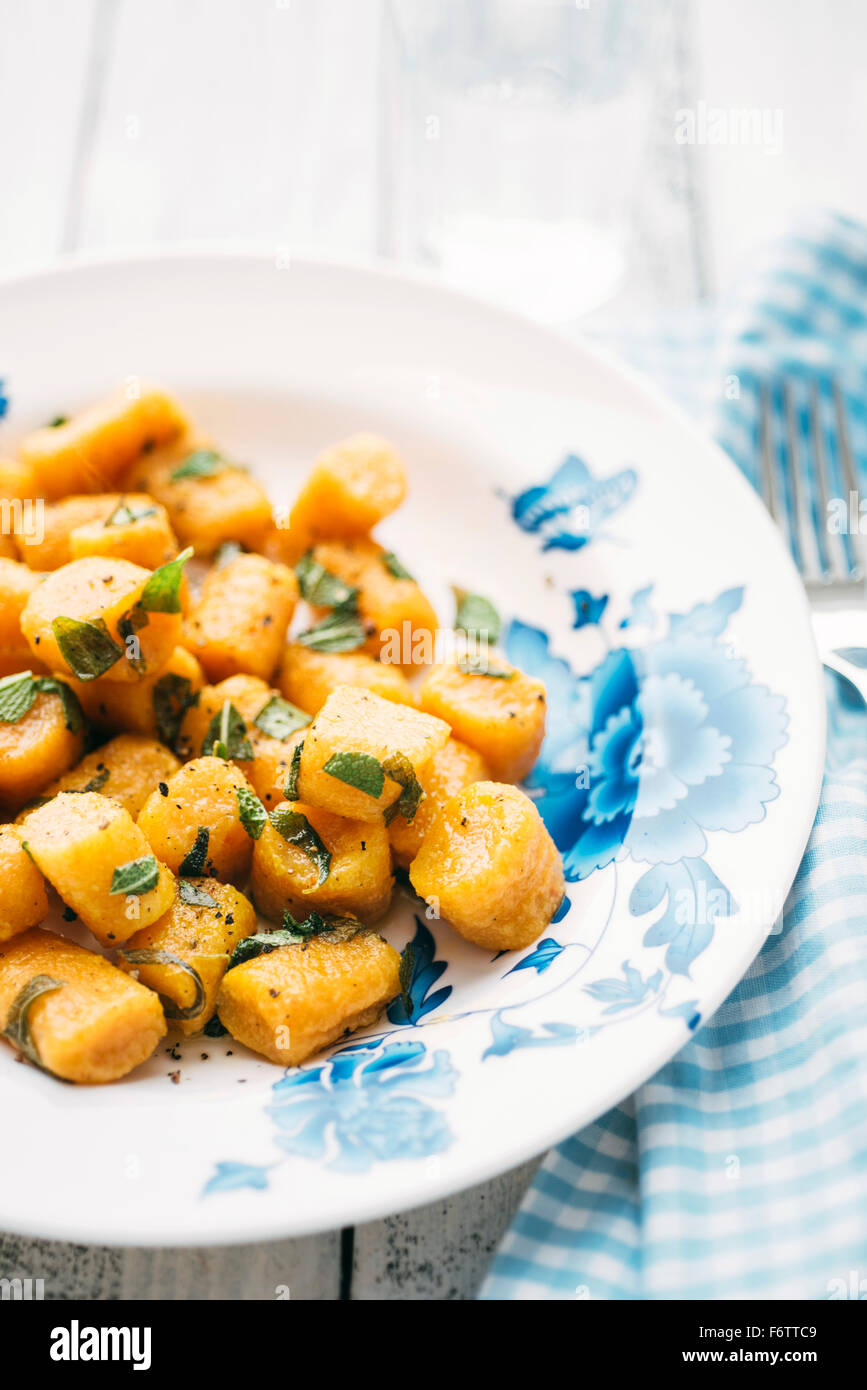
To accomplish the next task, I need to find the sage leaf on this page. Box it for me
[453,588,501,644]
[109,854,160,897]
[295,607,367,653]
[2,974,66,1071]
[169,449,226,482]
[118,948,207,1021]
[456,657,514,679]
[381,752,425,824]
[382,551,414,581]
[52,616,123,680]
[253,695,310,742]
[139,546,193,614]
[283,740,303,800]
[201,701,253,760]
[178,879,219,908]
[34,677,85,734]
[153,672,195,748]
[268,807,331,884]
[178,827,209,877]
[237,784,267,840]
[322,750,384,798]
[105,498,158,528]
[294,551,358,609]
[0,671,38,724]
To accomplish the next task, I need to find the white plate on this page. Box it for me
[0,251,825,1246]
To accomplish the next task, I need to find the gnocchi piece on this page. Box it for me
[216,925,401,1065]
[287,434,406,555]
[118,880,257,1036]
[21,555,185,685]
[389,737,492,869]
[137,756,260,883]
[35,733,181,819]
[15,494,122,572]
[65,644,205,741]
[251,800,393,925]
[21,792,176,947]
[0,678,86,810]
[418,658,546,782]
[305,539,437,668]
[410,782,565,952]
[183,552,298,682]
[0,535,18,562]
[298,684,450,823]
[0,927,166,1083]
[0,559,42,673]
[68,495,177,570]
[0,456,37,501]
[278,641,415,716]
[0,826,49,941]
[18,387,187,500]
[177,674,309,809]
[125,435,272,555]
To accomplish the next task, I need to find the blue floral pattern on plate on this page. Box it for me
[205,454,788,1191]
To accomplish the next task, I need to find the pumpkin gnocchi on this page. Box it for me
[0,384,564,1087]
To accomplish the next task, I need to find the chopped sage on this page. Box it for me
[382,551,414,581]
[268,807,331,885]
[456,657,514,679]
[203,1012,228,1037]
[153,672,195,748]
[139,546,193,614]
[105,498,158,528]
[237,784,267,840]
[35,677,85,734]
[294,551,358,609]
[201,701,253,760]
[283,740,303,800]
[178,879,219,908]
[0,672,84,735]
[381,751,424,824]
[169,449,227,482]
[116,604,149,674]
[453,588,502,644]
[178,827,210,877]
[2,975,66,1070]
[52,616,124,681]
[109,855,160,897]
[253,695,310,742]
[295,608,367,653]
[322,750,384,798]
[227,911,362,969]
[118,949,207,1021]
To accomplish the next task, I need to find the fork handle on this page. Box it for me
[811,608,867,703]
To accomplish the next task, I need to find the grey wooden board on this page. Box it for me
[0,0,725,1298]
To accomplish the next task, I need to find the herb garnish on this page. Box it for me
[268,806,331,884]
[118,948,207,1020]
[139,546,193,614]
[381,752,424,824]
[203,1013,228,1037]
[226,911,363,969]
[178,879,219,908]
[322,750,385,798]
[456,657,514,679]
[382,551,414,581]
[0,671,85,730]
[237,785,267,840]
[295,608,367,653]
[201,701,253,760]
[294,551,358,609]
[104,498,158,528]
[52,616,124,680]
[453,588,502,644]
[253,695,310,742]
[2,975,66,1071]
[169,449,228,482]
[116,604,149,674]
[109,855,160,897]
[283,739,303,800]
[153,672,195,748]
[178,827,210,877]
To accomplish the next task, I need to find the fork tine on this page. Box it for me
[759,382,780,519]
[809,381,844,582]
[782,379,818,580]
[831,380,863,580]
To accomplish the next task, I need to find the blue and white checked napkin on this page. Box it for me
[480,211,867,1301]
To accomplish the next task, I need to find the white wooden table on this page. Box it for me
[1,0,861,1300]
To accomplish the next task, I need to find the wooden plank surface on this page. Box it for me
[0,0,711,1300]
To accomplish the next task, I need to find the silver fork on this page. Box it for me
[759,378,867,701]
